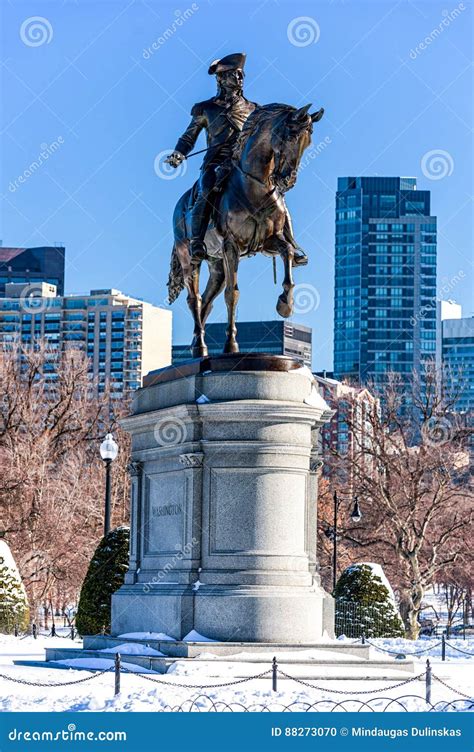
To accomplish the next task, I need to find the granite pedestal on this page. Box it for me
[112,354,335,643]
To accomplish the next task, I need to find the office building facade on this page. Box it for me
[442,315,474,412]
[173,320,312,367]
[0,285,171,397]
[333,177,437,384]
[0,246,65,296]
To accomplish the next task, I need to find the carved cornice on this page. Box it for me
[179,452,204,468]
[127,460,144,477]
[310,457,324,472]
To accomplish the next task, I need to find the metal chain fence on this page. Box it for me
[0,656,472,711]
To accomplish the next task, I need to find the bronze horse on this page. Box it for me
[167,103,324,357]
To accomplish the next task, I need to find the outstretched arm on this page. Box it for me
[168,106,207,167]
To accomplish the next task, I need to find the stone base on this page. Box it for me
[114,354,336,644]
[112,583,335,643]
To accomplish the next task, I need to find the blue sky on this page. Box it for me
[1,0,472,369]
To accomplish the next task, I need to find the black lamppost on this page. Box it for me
[100,433,119,537]
[326,491,362,593]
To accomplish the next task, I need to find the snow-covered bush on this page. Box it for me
[335,562,404,638]
[0,540,29,634]
[76,527,129,636]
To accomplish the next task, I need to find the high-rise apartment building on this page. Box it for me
[0,284,171,397]
[333,177,437,384]
[0,246,65,296]
[442,314,474,413]
[172,320,312,367]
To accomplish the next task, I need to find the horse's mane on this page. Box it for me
[232,103,296,162]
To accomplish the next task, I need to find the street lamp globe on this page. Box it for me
[100,433,118,462]
[351,496,362,523]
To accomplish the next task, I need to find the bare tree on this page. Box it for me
[0,344,131,623]
[322,366,473,639]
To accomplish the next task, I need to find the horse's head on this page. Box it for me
[271,104,324,192]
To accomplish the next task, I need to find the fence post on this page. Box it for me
[361,632,365,645]
[272,656,278,692]
[425,659,432,705]
[114,653,121,696]
[32,623,37,640]
[441,632,446,662]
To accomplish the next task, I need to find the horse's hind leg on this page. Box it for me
[201,258,225,326]
[222,239,240,354]
[177,241,207,359]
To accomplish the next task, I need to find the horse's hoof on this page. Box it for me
[277,294,293,318]
[223,341,239,354]
[191,344,208,359]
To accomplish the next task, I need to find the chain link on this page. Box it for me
[364,639,442,656]
[121,665,272,689]
[432,673,474,700]
[276,670,427,695]
[445,642,474,657]
[0,668,111,688]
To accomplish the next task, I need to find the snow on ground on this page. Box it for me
[98,643,164,656]
[0,632,473,713]
[118,632,173,641]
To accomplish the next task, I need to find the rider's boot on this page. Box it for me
[190,197,212,266]
[190,239,208,265]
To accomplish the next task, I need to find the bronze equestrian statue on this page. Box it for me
[166,52,324,357]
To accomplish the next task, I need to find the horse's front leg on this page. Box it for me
[273,237,295,318]
[222,239,240,354]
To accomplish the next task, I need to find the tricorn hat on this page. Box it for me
[208,52,246,75]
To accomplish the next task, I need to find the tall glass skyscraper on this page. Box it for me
[333,177,437,384]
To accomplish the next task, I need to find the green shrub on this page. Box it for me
[335,563,404,638]
[76,527,129,636]
[0,541,29,634]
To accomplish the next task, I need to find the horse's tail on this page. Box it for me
[167,243,184,304]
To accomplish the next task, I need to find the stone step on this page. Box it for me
[82,635,372,659]
[43,647,415,680]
